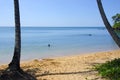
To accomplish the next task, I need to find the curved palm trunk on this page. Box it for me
[9,0,21,70]
[97,0,120,48]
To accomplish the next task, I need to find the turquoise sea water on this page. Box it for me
[0,27,119,64]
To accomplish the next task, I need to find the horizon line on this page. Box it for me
[0,26,105,27]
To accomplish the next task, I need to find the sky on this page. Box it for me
[0,0,120,27]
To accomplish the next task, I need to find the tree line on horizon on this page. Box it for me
[0,0,120,80]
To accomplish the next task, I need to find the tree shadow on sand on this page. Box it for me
[39,70,95,76]
[34,62,104,80]
[0,68,37,80]
[37,70,103,80]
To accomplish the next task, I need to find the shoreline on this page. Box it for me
[0,49,119,65]
[0,49,120,80]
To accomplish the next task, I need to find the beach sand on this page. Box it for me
[0,49,120,80]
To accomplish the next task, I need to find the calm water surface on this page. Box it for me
[0,27,119,64]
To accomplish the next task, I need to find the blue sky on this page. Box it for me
[0,0,120,27]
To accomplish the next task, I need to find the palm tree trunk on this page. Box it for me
[0,0,36,79]
[97,0,120,48]
[9,0,21,70]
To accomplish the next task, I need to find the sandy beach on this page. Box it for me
[0,49,120,80]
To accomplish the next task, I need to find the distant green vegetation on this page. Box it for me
[113,22,120,30]
[112,13,120,30]
[95,58,120,80]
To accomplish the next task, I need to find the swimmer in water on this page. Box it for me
[48,44,50,47]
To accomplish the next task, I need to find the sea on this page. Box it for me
[0,27,119,64]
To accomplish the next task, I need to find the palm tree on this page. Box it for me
[0,0,36,79]
[96,0,120,48]
[8,0,21,71]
